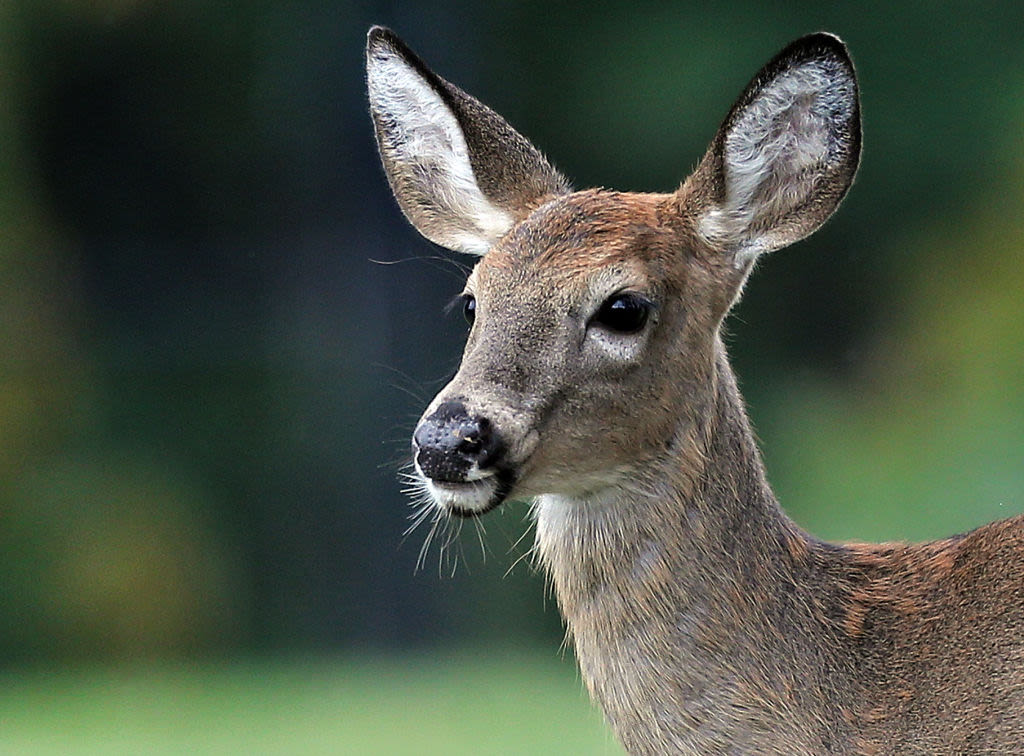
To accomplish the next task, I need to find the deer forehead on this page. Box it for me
[472,189,686,300]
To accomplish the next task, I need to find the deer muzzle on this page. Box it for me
[412,400,513,516]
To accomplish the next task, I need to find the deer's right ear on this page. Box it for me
[366,27,570,256]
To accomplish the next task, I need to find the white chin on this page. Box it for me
[424,477,499,515]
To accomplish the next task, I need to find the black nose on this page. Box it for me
[413,401,503,483]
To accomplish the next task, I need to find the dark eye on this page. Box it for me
[593,293,651,334]
[462,295,476,325]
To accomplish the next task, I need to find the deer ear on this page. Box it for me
[366,27,570,256]
[688,33,861,266]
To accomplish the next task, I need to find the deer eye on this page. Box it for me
[462,294,477,325]
[592,293,651,334]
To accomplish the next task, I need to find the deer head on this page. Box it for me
[366,26,860,520]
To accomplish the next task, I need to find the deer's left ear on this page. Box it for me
[366,27,570,256]
[686,33,861,267]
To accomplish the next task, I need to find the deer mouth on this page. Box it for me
[420,467,517,518]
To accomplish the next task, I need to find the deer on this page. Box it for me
[366,26,1024,755]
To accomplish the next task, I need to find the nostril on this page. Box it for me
[413,406,504,481]
[455,417,489,456]
[471,419,503,469]
[457,434,482,454]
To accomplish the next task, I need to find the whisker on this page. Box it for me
[417,513,444,574]
[503,545,534,579]
[503,512,539,579]
[441,516,465,578]
[472,515,488,563]
[369,252,471,282]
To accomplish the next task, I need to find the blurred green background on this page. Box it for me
[1,0,1021,752]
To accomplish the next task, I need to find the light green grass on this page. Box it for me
[0,650,622,755]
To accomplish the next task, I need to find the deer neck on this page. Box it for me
[533,346,843,753]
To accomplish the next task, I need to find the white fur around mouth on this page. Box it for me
[423,476,498,514]
[412,455,503,514]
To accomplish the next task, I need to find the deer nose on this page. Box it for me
[413,401,503,483]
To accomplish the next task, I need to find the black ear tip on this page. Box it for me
[783,32,854,69]
[803,31,848,48]
[367,25,400,53]
[366,26,423,72]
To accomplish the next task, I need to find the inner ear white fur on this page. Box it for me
[699,57,856,265]
[367,45,514,255]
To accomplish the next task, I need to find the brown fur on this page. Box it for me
[367,27,1024,754]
